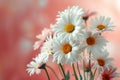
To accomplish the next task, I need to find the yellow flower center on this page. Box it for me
[46,49,51,55]
[86,36,96,46]
[97,24,105,30]
[65,24,75,33]
[62,43,72,54]
[97,58,105,66]
[35,64,40,69]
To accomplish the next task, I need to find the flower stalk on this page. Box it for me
[46,65,60,80]
[59,64,66,80]
[44,67,50,80]
[72,64,78,80]
[77,62,82,80]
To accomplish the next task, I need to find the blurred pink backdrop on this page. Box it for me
[0,0,120,80]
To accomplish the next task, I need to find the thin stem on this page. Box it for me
[87,72,88,80]
[58,64,63,76]
[44,68,50,80]
[93,68,97,76]
[59,64,66,80]
[83,69,86,80]
[77,62,82,80]
[83,52,86,80]
[93,68,97,80]
[46,65,60,80]
[72,64,78,80]
[89,51,93,80]
[89,52,91,69]
[89,52,91,80]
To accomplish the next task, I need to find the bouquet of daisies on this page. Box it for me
[26,6,119,80]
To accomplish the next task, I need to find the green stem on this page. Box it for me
[86,72,88,80]
[44,68,50,80]
[89,52,91,80]
[84,70,86,80]
[93,68,97,80]
[83,52,86,80]
[77,62,82,80]
[72,64,78,80]
[59,64,66,80]
[89,52,91,69]
[46,65,60,80]
[89,51,93,80]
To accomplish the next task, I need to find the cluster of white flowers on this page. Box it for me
[26,6,119,80]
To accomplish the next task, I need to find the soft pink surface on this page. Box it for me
[0,0,120,80]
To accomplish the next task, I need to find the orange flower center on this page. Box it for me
[97,59,105,66]
[62,43,72,54]
[86,37,96,45]
[97,24,105,30]
[65,24,75,33]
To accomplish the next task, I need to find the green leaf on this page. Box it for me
[65,71,70,80]
[90,72,94,80]
[80,74,82,80]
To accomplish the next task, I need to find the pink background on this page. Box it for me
[0,0,120,80]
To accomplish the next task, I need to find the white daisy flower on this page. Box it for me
[40,36,53,63]
[90,16,115,32]
[26,55,44,76]
[92,50,114,70]
[82,31,108,54]
[58,6,84,18]
[52,36,82,65]
[51,6,85,41]
[33,28,53,50]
